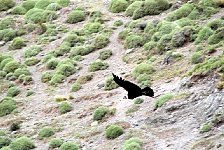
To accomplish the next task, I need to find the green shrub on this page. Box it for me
[25,57,40,66]
[188,56,223,76]
[93,34,110,49]
[49,73,65,86]
[133,0,170,19]
[76,74,93,84]
[0,71,7,79]
[0,28,17,42]
[10,37,26,50]
[154,93,173,108]
[3,61,20,73]
[10,5,27,15]
[66,9,85,24]
[14,68,31,78]
[41,71,53,83]
[166,3,194,21]
[56,63,76,77]
[156,34,172,53]
[89,61,109,72]
[134,98,144,104]
[46,3,62,11]
[118,29,132,40]
[7,86,20,97]
[99,49,112,60]
[71,82,81,92]
[70,45,94,57]
[85,22,103,34]
[106,125,124,139]
[104,76,118,90]
[125,1,142,16]
[113,20,123,26]
[93,107,109,121]
[0,17,14,30]
[191,52,204,64]
[35,0,52,9]
[132,63,155,78]
[195,27,214,44]
[46,58,59,70]
[59,101,73,114]
[24,45,42,58]
[73,55,84,61]
[143,41,157,51]
[175,18,194,27]
[56,0,70,7]
[0,58,13,70]
[63,34,84,47]
[26,90,34,97]
[22,0,36,11]
[126,105,140,115]
[18,75,33,85]
[9,136,35,150]
[43,10,58,22]
[49,138,63,148]
[25,8,45,23]
[208,27,224,45]
[0,0,15,11]
[0,97,16,117]
[125,34,145,49]
[38,127,55,139]
[59,142,79,150]
[0,146,11,150]
[109,0,128,13]
[123,137,142,150]
[0,136,11,148]
[200,123,212,133]
[213,0,224,6]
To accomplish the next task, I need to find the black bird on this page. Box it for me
[112,73,154,99]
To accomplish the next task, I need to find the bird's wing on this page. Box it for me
[112,73,141,92]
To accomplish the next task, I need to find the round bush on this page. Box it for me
[125,1,142,16]
[49,73,65,86]
[0,17,14,30]
[7,86,20,97]
[66,9,85,24]
[35,0,52,9]
[24,45,42,58]
[132,63,155,78]
[0,28,17,42]
[14,68,31,78]
[25,8,45,23]
[123,142,141,150]
[0,97,16,117]
[85,22,103,34]
[3,61,20,73]
[43,10,58,22]
[191,52,204,64]
[99,49,112,60]
[88,61,109,72]
[9,136,35,150]
[106,125,124,139]
[10,5,27,15]
[0,70,7,79]
[38,127,55,139]
[125,34,145,49]
[41,71,53,83]
[71,82,81,92]
[22,0,36,11]
[93,34,110,49]
[49,138,63,148]
[59,102,73,114]
[10,37,26,49]
[70,45,94,57]
[109,0,128,13]
[56,63,76,77]
[0,136,11,148]
[25,57,40,66]
[56,0,70,7]
[104,76,118,90]
[0,0,15,11]
[59,142,79,150]
[46,58,59,70]
[46,3,62,11]
[93,107,109,121]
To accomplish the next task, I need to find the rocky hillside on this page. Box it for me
[0,0,223,150]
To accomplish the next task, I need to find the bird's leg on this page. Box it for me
[123,95,127,99]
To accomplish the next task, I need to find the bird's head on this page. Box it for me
[141,87,154,97]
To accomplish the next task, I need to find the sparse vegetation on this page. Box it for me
[106,125,124,139]
[59,102,73,114]
[7,86,20,97]
[38,127,55,139]
[154,93,173,109]
[134,98,144,104]
[200,123,212,133]
[191,52,204,64]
